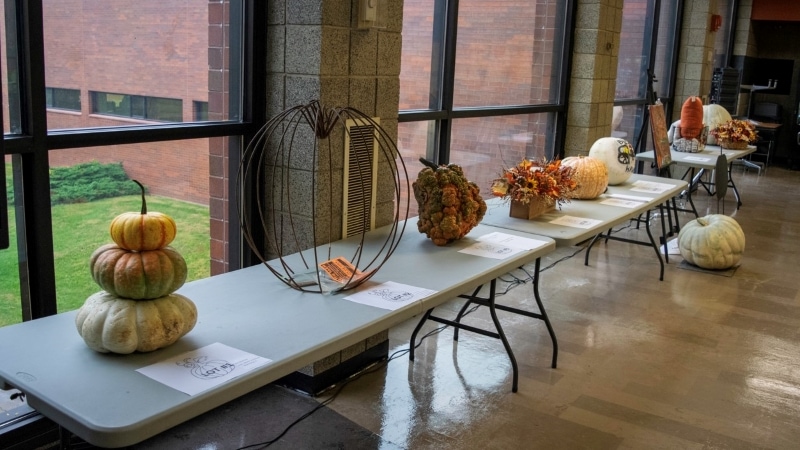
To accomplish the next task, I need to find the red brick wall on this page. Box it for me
[43,0,211,205]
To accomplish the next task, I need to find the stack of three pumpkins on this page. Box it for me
[76,181,198,354]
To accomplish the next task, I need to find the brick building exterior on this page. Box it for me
[43,0,213,206]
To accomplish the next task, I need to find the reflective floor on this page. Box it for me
[4,164,800,450]
[321,164,800,449]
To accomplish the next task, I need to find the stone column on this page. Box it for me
[565,0,623,157]
[671,0,717,119]
[264,0,403,395]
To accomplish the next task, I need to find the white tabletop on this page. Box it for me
[0,219,554,448]
[480,174,688,246]
[636,145,756,170]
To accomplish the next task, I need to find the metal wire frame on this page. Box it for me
[236,100,410,293]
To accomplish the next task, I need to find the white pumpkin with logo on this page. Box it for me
[588,137,635,185]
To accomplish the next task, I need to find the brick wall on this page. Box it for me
[43,0,211,206]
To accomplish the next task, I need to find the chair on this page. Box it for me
[749,102,782,167]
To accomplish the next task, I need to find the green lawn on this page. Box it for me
[1,170,210,327]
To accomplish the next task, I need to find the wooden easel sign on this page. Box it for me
[649,102,672,170]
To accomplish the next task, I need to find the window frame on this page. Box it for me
[398,0,576,164]
[2,0,266,322]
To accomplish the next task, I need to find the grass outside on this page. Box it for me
[1,164,210,327]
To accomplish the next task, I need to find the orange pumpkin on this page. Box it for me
[90,243,188,300]
[110,180,177,251]
[562,156,608,199]
[679,96,704,139]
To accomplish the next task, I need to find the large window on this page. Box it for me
[1,0,264,329]
[613,0,681,152]
[398,0,573,210]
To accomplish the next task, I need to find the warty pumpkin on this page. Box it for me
[110,180,177,251]
[562,156,608,199]
[90,243,188,300]
[75,291,198,354]
[677,214,745,269]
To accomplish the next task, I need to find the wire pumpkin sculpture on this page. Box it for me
[237,100,409,293]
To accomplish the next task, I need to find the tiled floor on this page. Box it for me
[5,163,800,449]
[319,164,800,449]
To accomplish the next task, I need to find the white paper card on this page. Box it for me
[477,231,550,250]
[684,156,712,162]
[136,342,273,396]
[600,198,643,208]
[549,215,602,229]
[343,281,436,311]
[605,193,653,202]
[630,180,673,194]
[660,237,681,255]
[458,240,525,259]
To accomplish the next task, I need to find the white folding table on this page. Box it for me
[0,220,555,448]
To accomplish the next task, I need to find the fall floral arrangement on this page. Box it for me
[710,119,758,147]
[491,158,577,206]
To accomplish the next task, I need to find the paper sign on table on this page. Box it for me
[477,231,550,250]
[630,180,673,194]
[343,281,436,310]
[684,156,712,162]
[459,240,525,259]
[600,198,644,208]
[137,342,273,396]
[549,215,602,229]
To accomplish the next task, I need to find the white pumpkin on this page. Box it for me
[588,137,635,185]
[677,214,745,269]
[703,104,733,145]
[75,291,198,354]
[562,156,608,199]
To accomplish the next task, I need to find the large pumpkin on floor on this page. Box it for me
[75,291,198,354]
[90,243,188,300]
[588,137,635,185]
[562,156,608,199]
[110,180,177,251]
[677,214,745,269]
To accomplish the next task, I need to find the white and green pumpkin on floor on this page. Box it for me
[677,214,745,269]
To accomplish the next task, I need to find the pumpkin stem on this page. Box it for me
[133,180,147,214]
[419,158,440,170]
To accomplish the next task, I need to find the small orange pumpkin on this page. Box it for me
[679,96,704,139]
[90,243,188,300]
[110,180,177,251]
[562,156,608,199]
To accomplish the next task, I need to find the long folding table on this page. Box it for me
[479,174,689,281]
[636,145,756,208]
[0,220,555,448]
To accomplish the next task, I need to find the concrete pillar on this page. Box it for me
[565,0,624,157]
[264,0,404,395]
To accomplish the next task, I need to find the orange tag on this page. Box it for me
[319,257,363,284]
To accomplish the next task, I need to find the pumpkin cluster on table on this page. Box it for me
[75,180,198,354]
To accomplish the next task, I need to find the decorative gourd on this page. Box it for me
[562,156,608,199]
[75,291,198,354]
[413,158,487,246]
[588,137,635,185]
[679,96,704,139]
[110,180,177,251]
[703,104,733,145]
[90,243,188,300]
[677,214,745,269]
